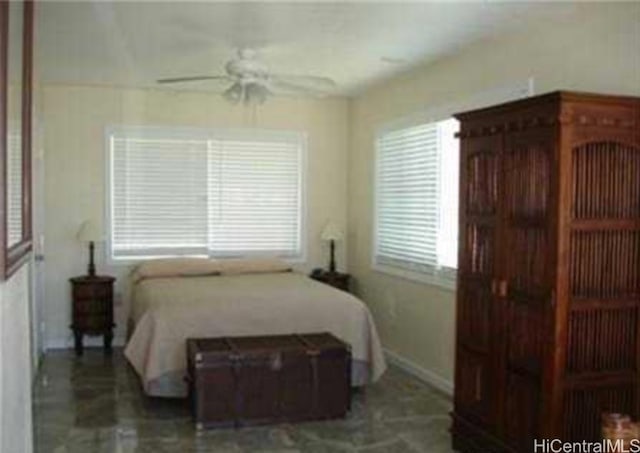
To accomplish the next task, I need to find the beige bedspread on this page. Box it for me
[124,272,386,397]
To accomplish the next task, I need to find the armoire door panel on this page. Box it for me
[458,134,501,347]
[457,278,492,353]
[502,128,555,292]
[503,371,541,450]
[462,222,495,278]
[456,132,502,435]
[505,296,548,375]
[504,227,549,297]
[503,132,553,222]
[564,381,636,442]
[464,136,501,217]
[498,127,555,442]
[566,303,638,375]
[568,140,640,300]
[571,141,640,220]
[564,137,640,438]
[569,230,640,300]
[455,348,493,426]
[460,134,501,280]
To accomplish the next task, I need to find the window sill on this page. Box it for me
[372,263,456,291]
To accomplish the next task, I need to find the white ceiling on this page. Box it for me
[37,1,578,96]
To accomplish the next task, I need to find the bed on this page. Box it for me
[124,259,387,397]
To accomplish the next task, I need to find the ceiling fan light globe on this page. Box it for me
[245,82,269,105]
[223,83,243,104]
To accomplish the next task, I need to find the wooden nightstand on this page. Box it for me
[70,275,116,356]
[310,270,351,292]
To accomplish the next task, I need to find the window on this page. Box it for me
[374,118,459,285]
[107,127,305,261]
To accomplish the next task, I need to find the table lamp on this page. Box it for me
[321,221,343,273]
[76,220,102,276]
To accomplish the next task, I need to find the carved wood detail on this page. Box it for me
[457,92,639,140]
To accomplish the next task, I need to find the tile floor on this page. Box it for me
[33,349,455,452]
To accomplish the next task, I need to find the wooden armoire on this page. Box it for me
[451,91,640,451]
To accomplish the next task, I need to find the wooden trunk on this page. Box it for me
[451,91,640,451]
[186,332,351,429]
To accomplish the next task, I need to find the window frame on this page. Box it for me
[104,125,307,265]
[371,80,534,290]
[0,0,34,280]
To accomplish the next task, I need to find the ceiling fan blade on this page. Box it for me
[156,75,231,84]
[271,74,336,90]
[269,79,329,98]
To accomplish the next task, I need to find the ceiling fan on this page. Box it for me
[157,48,337,105]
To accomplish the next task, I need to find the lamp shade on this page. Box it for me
[76,220,103,242]
[321,222,344,242]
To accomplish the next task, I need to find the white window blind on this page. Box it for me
[374,118,459,279]
[108,128,304,260]
[208,136,302,257]
[110,136,208,257]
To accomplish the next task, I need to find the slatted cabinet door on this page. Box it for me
[562,104,640,441]
[500,126,556,449]
[454,133,502,434]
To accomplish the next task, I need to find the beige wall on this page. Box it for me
[0,265,33,453]
[348,3,640,390]
[42,85,349,347]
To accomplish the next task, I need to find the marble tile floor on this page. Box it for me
[33,349,455,453]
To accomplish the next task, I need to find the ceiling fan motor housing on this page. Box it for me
[226,57,269,85]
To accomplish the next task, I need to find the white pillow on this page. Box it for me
[131,258,221,283]
[217,258,292,276]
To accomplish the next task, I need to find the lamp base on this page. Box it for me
[88,241,96,277]
[329,239,336,273]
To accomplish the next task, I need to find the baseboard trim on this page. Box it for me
[46,336,126,351]
[384,348,454,396]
